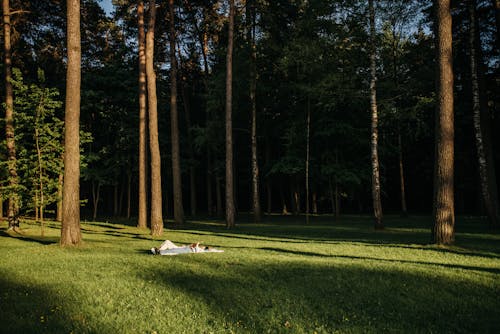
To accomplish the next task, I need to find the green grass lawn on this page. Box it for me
[1,215,499,333]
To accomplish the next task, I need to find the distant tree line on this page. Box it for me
[1,0,499,245]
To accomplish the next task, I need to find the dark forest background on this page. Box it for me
[1,0,498,221]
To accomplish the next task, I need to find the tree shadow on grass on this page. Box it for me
[144,259,500,333]
[258,247,500,274]
[0,275,111,334]
[0,229,58,246]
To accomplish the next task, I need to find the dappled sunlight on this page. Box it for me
[1,217,499,332]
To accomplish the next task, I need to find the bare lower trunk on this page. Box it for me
[137,0,148,228]
[3,0,19,223]
[207,151,213,216]
[468,0,498,226]
[61,0,82,246]
[225,0,236,228]
[335,180,340,219]
[35,127,44,224]
[433,0,455,245]
[305,98,311,223]
[92,181,101,221]
[146,0,163,236]
[216,175,222,217]
[312,192,318,214]
[127,172,131,219]
[398,130,408,217]
[369,0,383,229]
[113,184,119,216]
[57,172,63,222]
[280,179,288,215]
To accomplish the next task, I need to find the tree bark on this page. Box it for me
[146,0,163,236]
[35,127,44,227]
[137,0,148,229]
[433,0,455,245]
[57,171,63,222]
[3,0,19,225]
[127,172,132,219]
[91,181,100,221]
[369,0,383,229]
[248,0,262,223]
[265,139,272,214]
[177,53,197,217]
[468,0,498,226]
[168,0,185,224]
[61,0,82,246]
[398,129,408,217]
[305,97,311,224]
[225,0,236,228]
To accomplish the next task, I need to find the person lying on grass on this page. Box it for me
[151,240,224,255]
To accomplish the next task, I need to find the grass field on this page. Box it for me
[0,215,499,333]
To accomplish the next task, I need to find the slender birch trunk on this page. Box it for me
[61,0,82,246]
[369,0,383,229]
[146,0,163,236]
[247,0,262,223]
[225,0,236,228]
[137,0,148,228]
[433,0,455,245]
[468,0,498,226]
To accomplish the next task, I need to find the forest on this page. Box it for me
[1,0,499,243]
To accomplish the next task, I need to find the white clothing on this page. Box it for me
[151,240,224,256]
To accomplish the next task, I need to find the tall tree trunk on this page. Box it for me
[146,0,163,236]
[265,140,272,214]
[92,181,101,221]
[433,0,455,245]
[305,97,311,224]
[168,0,185,224]
[312,192,318,214]
[137,0,148,228]
[57,172,63,222]
[61,0,82,246]
[398,129,408,217]
[207,151,213,216]
[369,0,383,229]
[113,184,119,216]
[195,9,214,216]
[247,0,262,223]
[127,171,132,219]
[216,175,222,217]
[468,0,498,226]
[225,0,236,228]
[3,0,19,225]
[35,127,44,232]
[280,179,288,215]
[178,58,197,217]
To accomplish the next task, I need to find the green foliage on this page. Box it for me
[5,68,64,215]
[1,216,499,333]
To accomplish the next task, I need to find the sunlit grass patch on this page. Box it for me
[1,216,499,333]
